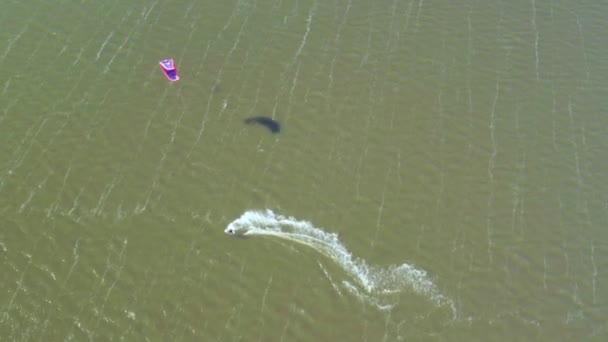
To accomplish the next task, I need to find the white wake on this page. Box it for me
[225,210,455,313]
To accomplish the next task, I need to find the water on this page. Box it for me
[1,0,607,340]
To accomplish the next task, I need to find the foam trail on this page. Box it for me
[225,210,455,312]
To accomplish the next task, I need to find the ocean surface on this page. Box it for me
[1,0,607,340]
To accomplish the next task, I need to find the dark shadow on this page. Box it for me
[244,116,281,134]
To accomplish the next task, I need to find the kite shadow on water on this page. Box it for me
[243,116,281,134]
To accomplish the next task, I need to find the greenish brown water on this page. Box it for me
[1,0,607,340]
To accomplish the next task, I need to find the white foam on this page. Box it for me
[225,210,455,312]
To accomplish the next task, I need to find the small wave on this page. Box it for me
[225,210,455,313]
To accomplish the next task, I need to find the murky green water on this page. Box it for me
[1,0,607,340]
